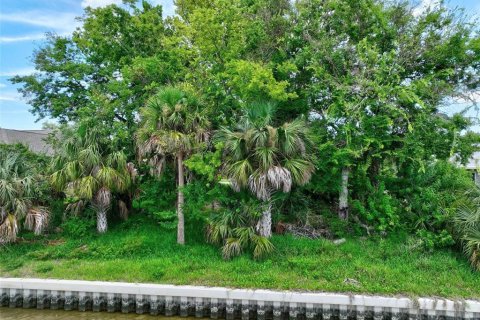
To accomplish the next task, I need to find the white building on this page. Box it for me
[465,151,480,186]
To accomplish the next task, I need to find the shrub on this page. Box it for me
[392,160,476,248]
[207,196,274,259]
[132,171,177,229]
[61,216,96,238]
[351,182,400,233]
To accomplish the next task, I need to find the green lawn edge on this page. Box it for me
[1,217,479,300]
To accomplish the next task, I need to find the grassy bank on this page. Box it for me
[0,215,478,299]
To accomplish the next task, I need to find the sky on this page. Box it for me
[0,0,479,130]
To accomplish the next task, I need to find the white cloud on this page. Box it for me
[81,0,122,8]
[0,94,22,102]
[0,84,6,88]
[0,67,36,77]
[0,11,79,33]
[0,33,46,43]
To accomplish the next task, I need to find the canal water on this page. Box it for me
[0,307,177,319]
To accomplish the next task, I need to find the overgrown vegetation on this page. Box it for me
[0,215,479,298]
[1,0,480,295]
[0,145,50,243]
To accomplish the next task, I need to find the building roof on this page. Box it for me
[0,128,52,155]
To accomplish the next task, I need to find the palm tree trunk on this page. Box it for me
[177,152,185,245]
[256,202,272,238]
[339,166,350,220]
[96,209,108,233]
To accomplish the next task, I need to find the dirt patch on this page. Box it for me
[47,239,66,246]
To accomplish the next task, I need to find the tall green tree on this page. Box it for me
[290,0,480,221]
[136,86,211,244]
[216,102,314,237]
[11,1,187,155]
[174,0,297,122]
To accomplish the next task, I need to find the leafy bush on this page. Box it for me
[351,182,400,233]
[61,216,96,238]
[392,160,476,248]
[207,196,274,259]
[415,229,455,250]
[133,170,177,229]
[272,188,311,225]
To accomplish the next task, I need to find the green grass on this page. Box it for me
[1,215,479,299]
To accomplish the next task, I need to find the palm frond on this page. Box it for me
[149,154,165,177]
[78,146,101,171]
[244,101,276,128]
[463,228,480,270]
[107,151,127,171]
[50,170,67,191]
[282,158,315,186]
[251,234,275,259]
[94,187,112,210]
[118,200,129,220]
[0,213,18,243]
[248,173,272,201]
[25,207,50,235]
[14,198,30,219]
[65,200,85,216]
[73,176,98,200]
[222,237,243,260]
[95,166,121,190]
[278,118,311,156]
[254,146,277,171]
[226,159,253,188]
[267,166,292,192]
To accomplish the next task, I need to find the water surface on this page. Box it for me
[0,307,180,319]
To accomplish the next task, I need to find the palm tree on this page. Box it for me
[207,198,275,259]
[0,153,49,243]
[50,129,135,233]
[136,86,210,245]
[216,102,314,238]
[455,191,480,270]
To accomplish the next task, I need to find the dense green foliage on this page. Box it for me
[3,0,480,285]
[0,144,50,243]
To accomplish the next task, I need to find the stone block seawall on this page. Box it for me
[1,278,479,319]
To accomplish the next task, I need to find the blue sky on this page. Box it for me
[0,0,479,130]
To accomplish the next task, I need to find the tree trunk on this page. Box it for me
[177,152,185,245]
[256,202,272,238]
[96,210,108,233]
[338,166,350,220]
[369,157,381,188]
